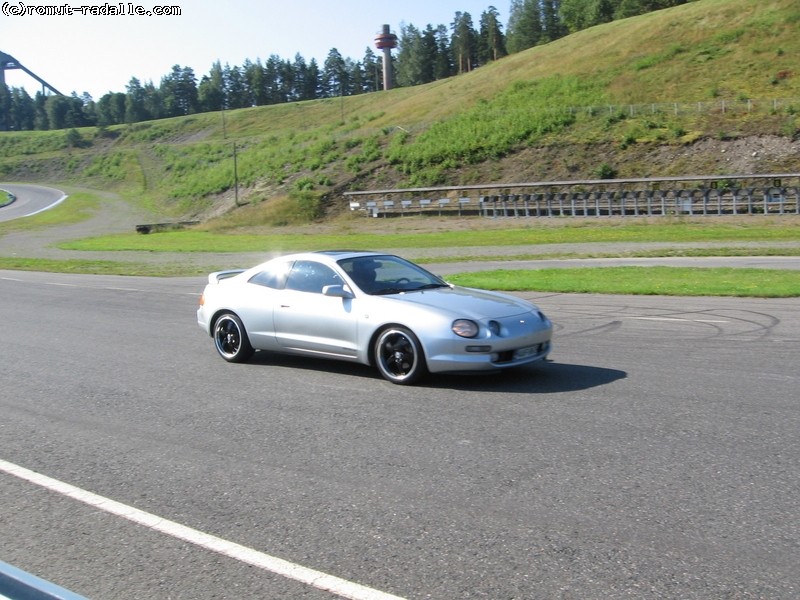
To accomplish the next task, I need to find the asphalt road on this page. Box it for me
[0,183,67,222]
[1,270,798,599]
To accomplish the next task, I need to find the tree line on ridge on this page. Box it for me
[0,0,694,132]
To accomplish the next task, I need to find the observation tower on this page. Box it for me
[374,25,398,91]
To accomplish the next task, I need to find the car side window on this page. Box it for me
[249,262,290,289]
[285,261,341,294]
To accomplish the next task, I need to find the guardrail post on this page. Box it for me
[598,191,608,216]
[731,188,741,214]
[521,193,531,217]
[659,190,669,215]
[590,191,599,216]
[581,192,591,216]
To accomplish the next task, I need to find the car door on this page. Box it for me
[238,260,292,350]
[273,260,359,357]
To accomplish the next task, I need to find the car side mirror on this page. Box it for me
[322,284,354,299]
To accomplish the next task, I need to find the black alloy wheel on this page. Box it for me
[213,313,254,363]
[374,326,427,384]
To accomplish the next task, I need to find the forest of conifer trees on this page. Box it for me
[0,0,693,131]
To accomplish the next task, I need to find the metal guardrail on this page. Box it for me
[0,559,88,600]
[344,173,800,218]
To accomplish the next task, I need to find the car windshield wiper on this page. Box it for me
[412,283,450,291]
[372,283,449,295]
[371,287,406,295]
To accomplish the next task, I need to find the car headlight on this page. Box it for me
[452,319,479,338]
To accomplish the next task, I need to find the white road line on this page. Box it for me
[0,458,406,600]
[630,316,729,323]
[24,194,68,217]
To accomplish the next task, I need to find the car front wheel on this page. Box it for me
[374,326,427,385]
[213,313,254,363]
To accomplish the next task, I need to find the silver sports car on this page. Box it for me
[197,251,552,384]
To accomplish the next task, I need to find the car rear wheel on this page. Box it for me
[374,326,427,385]
[213,313,254,363]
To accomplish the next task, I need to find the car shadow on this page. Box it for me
[246,352,625,394]
[425,361,627,394]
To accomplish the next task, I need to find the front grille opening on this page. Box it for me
[494,342,547,364]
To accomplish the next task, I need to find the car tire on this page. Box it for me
[374,326,427,385]
[213,313,254,363]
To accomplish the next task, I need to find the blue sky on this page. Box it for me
[1,0,508,99]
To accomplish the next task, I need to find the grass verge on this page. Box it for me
[0,257,219,277]
[2,202,797,295]
[0,257,796,297]
[58,219,800,253]
[448,267,800,297]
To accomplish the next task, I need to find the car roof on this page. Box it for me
[245,251,387,273]
[313,250,384,258]
[296,250,386,262]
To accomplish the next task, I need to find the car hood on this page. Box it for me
[385,286,536,318]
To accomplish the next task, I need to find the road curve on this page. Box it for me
[0,183,66,222]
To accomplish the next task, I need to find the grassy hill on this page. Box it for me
[1,0,798,228]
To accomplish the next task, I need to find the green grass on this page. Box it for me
[0,257,213,277]
[2,208,798,295]
[17,214,793,296]
[59,219,800,253]
[5,217,794,297]
[448,267,800,297]
[2,0,799,296]
[0,255,795,297]
[2,0,799,214]
[416,246,800,265]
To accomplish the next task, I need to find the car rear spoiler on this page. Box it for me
[207,269,246,284]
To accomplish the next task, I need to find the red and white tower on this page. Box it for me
[374,25,398,91]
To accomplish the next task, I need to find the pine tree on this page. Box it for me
[479,6,507,63]
[506,0,543,53]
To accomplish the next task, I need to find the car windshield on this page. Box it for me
[339,255,449,295]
